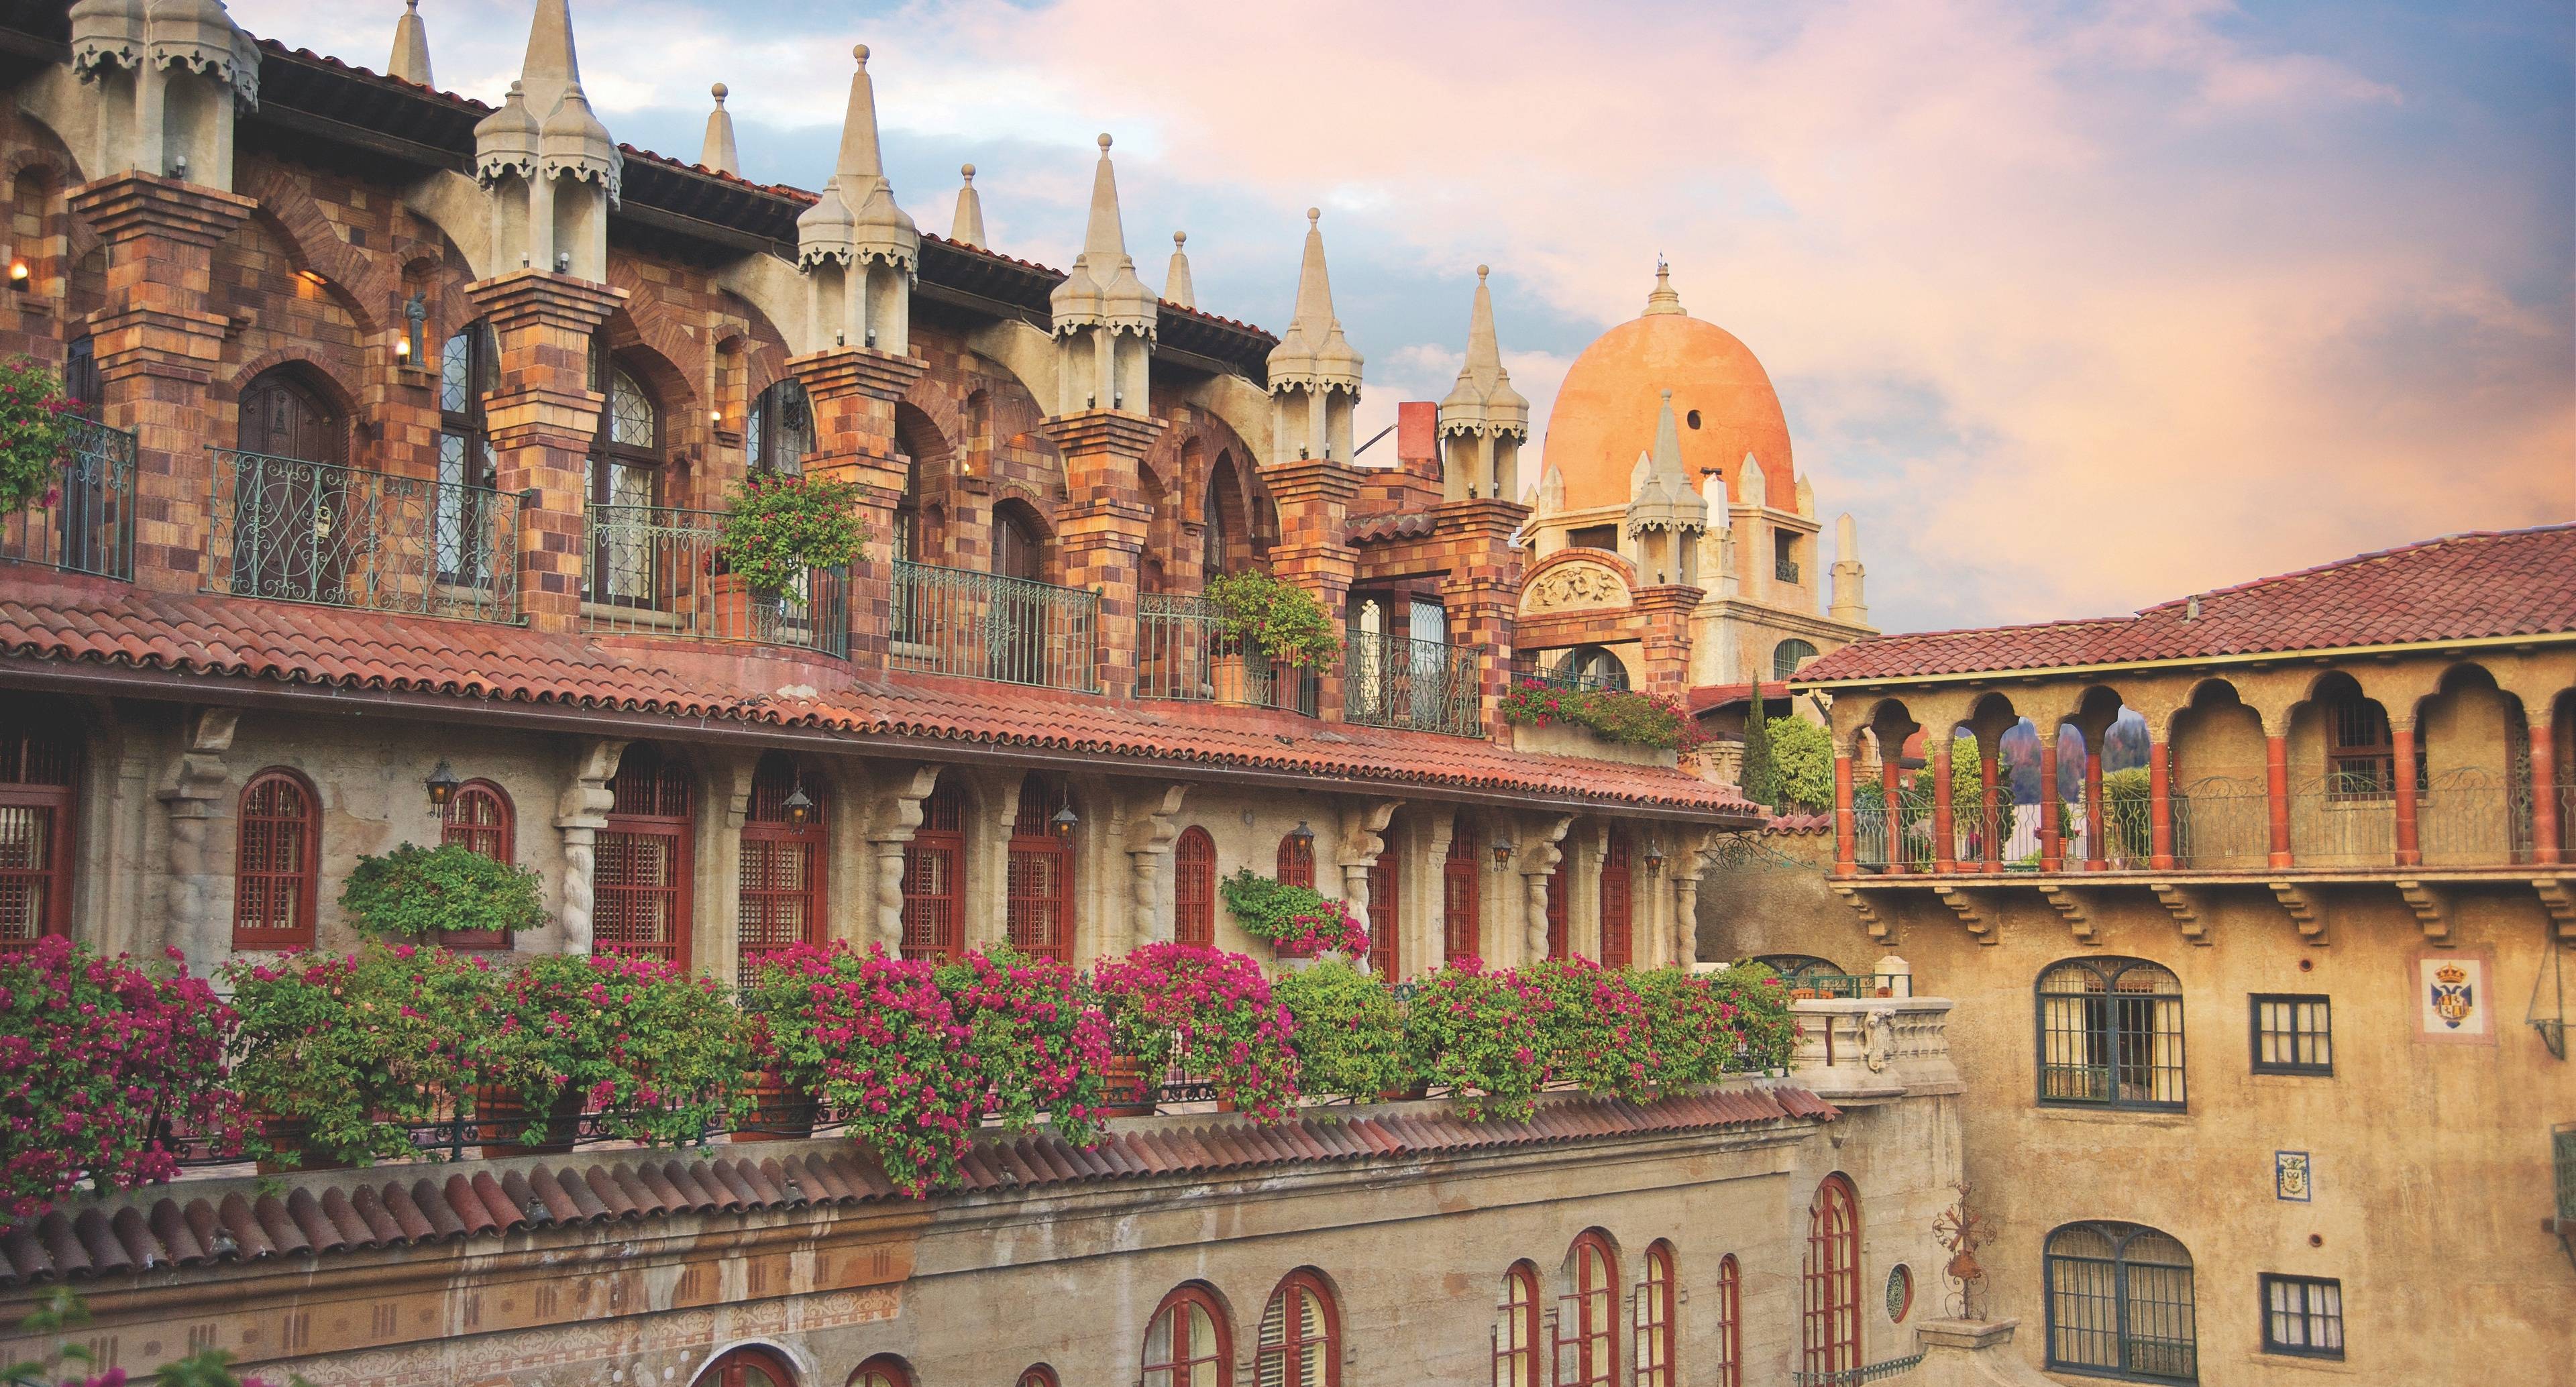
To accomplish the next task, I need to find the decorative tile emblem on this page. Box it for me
[2415,948,2497,1044]
[2275,1150,2312,1202]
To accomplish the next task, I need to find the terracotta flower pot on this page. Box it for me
[1097,1055,1156,1118]
[475,1082,586,1158]
[1376,1080,1432,1103]
[731,1070,820,1143]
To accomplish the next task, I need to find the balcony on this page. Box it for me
[1775,555,1801,585]
[890,559,1097,692]
[1788,994,1959,1105]
[1136,592,1319,714]
[205,448,523,623]
[1344,630,1485,738]
[581,504,847,657]
[1,418,136,580]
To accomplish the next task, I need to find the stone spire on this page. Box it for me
[469,1,616,277]
[70,0,260,185]
[1830,512,1870,625]
[951,164,985,247]
[797,46,918,276]
[1642,258,1685,316]
[1436,265,1529,501]
[1049,134,1157,339]
[1165,231,1194,309]
[388,0,432,89]
[1623,388,1708,545]
[700,83,739,176]
[1266,209,1363,395]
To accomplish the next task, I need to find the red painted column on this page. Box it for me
[2149,738,2176,869]
[2266,734,2294,868]
[2038,733,2063,873]
[2084,741,2108,871]
[1833,753,1858,876]
[1932,737,1956,874]
[2391,722,2422,867]
[1882,755,1907,875]
[1980,744,2004,874]
[2532,718,2562,866]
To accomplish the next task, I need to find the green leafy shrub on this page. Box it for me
[470,951,755,1148]
[1220,869,1334,943]
[718,471,871,594]
[0,357,77,516]
[1401,960,1550,1121]
[1203,569,1342,668]
[1275,960,1406,1101]
[338,842,545,940]
[1704,961,1797,1072]
[1766,714,1836,812]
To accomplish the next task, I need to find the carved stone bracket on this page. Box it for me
[1830,885,1893,946]
[2148,883,2208,946]
[2394,879,2449,946]
[1931,886,1995,945]
[2533,877,2575,945]
[2035,885,2096,946]
[864,765,948,948]
[2266,881,2325,946]
[1124,783,1193,946]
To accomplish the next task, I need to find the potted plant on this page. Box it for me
[932,946,1114,1146]
[1275,959,1409,1103]
[1498,678,1713,759]
[1400,960,1550,1122]
[338,842,545,948]
[716,471,870,603]
[1090,944,1299,1121]
[745,941,983,1195]
[1219,869,1368,965]
[1203,571,1342,673]
[0,937,242,1218]
[224,944,495,1170]
[0,357,78,519]
[469,952,754,1157]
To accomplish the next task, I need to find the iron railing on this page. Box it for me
[1775,555,1801,585]
[1792,1354,1924,1386]
[1135,592,1320,714]
[2171,777,2269,869]
[1,417,135,579]
[2554,1122,2575,1229]
[206,449,523,622]
[1509,659,1625,695]
[890,559,1097,691]
[581,504,847,656]
[1780,971,1915,1000]
[2416,769,2536,865]
[1344,629,1484,737]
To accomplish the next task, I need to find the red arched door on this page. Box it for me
[1366,846,1398,979]
[1599,830,1633,968]
[1546,863,1569,960]
[438,780,515,949]
[692,1345,797,1387]
[0,698,78,948]
[597,745,693,964]
[740,754,826,978]
[1007,775,1072,960]
[1442,820,1479,964]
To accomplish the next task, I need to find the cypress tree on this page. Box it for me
[1740,689,1777,811]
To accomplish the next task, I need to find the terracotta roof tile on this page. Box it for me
[0,571,1756,818]
[1797,524,2576,682]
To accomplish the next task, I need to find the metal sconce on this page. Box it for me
[1491,835,1515,869]
[1644,840,1666,877]
[1049,803,1080,842]
[402,292,426,364]
[424,760,462,810]
[1289,819,1316,846]
[782,781,816,828]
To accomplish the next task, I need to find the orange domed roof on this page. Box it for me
[1541,271,1794,513]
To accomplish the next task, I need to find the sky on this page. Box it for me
[230,0,2575,636]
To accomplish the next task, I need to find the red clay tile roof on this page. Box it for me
[0,1088,1832,1287]
[1795,524,2576,683]
[0,570,1758,818]
[1684,681,1791,715]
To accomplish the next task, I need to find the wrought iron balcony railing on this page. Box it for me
[1344,629,1485,738]
[581,503,847,657]
[1135,592,1320,715]
[2,417,136,580]
[890,559,1097,692]
[1507,659,1626,695]
[205,449,523,623]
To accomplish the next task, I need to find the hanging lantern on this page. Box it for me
[1289,819,1316,844]
[424,760,462,810]
[1491,835,1515,869]
[782,782,816,828]
[1051,803,1080,842]
[1644,839,1666,877]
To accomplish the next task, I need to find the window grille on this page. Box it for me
[2259,1274,2343,1360]
[1444,821,1481,963]
[738,754,824,980]
[1599,831,1635,969]
[2037,958,2187,1109]
[900,780,965,961]
[233,770,318,950]
[1493,1263,1540,1387]
[2249,995,2332,1075]
[1006,775,1072,960]
[596,745,692,964]
[2044,1222,2198,1382]
[0,701,78,948]
[1367,848,1399,979]
[1175,826,1217,948]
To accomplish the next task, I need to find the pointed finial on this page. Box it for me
[700,82,740,176]
[518,0,584,121]
[1099,131,1112,149]
[1308,207,1320,225]
[1643,258,1685,316]
[1050,129,1156,337]
[1165,229,1195,309]
[1268,206,1363,394]
[951,162,987,248]
[389,0,433,88]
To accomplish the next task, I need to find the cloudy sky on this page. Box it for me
[232,0,2573,635]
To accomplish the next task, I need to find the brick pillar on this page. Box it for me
[1980,743,2004,873]
[1038,410,1167,698]
[1434,498,1528,725]
[2265,734,2294,868]
[1260,458,1360,719]
[2149,738,2175,869]
[2533,716,2563,866]
[1931,736,1955,874]
[2083,740,2108,871]
[66,174,255,594]
[465,270,627,633]
[1833,752,1857,876]
[1630,585,1704,698]
[1882,754,1907,875]
[2391,720,2421,867]
[790,346,928,671]
[2037,730,2063,873]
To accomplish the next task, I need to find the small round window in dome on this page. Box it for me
[1685,409,1703,429]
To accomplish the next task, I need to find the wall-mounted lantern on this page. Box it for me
[424,760,462,810]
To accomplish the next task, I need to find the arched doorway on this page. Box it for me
[231,366,350,602]
[692,1345,798,1386]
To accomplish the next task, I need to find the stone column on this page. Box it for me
[67,175,256,595]
[2532,714,2563,867]
[1629,586,1703,698]
[1881,754,1907,875]
[863,764,947,951]
[2037,729,2063,873]
[1038,410,1167,698]
[2149,736,2176,869]
[2083,736,2108,871]
[1434,500,1527,724]
[553,738,626,955]
[1833,751,1858,876]
[466,270,627,632]
[1260,458,1360,718]
[1517,814,1574,962]
[1122,783,1191,950]
[158,708,239,965]
[1336,799,1399,970]
[1931,735,1956,873]
[2265,734,2294,868]
[2392,718,2422,867]
[791,345,930,669]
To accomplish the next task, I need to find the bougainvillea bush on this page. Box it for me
[1399,959,1552,1121]
[1274,959,1406,1102]
[337,841,545,941]
[931,946,1114,1148]
[1220,869,1368,957]
[224,944,495,1168]
[1516,956,1660,1103]
[0,938,243,1219]
[0,357,77,517]
[1091,943,1299,1120]
[745,942,983,1196]
[1496,678,1712,753]
[1704,961,1799,1072]
[470,951,754,1149]
[717,471,870,595]
[1630,965,1743,1089]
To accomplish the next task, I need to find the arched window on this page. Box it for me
[692,1345,797,1387]
[1635,1240,1676,1387]
[597,744,693,964]
[1803,1174,1862,1376]
[995,502,1044,581]
[1494,1261,1541,1387]
[1550,645,1629,693]
[847,1356,911,1387]
[1755,954,1843,985]
[2044,1222,2198,1382]
[1277,828,1316,889]
[748,378,812,477]
[1014,1368,1061,1387]
[0,698,80,948]
[901,778,965,961]
[741,753,826,977]
[1712,1254,1742,1387]
[1558,1231,1620,1387]
[1599,829,1633,969]
[233,769,319,950]
[1143,1282,1231,1387]
[437,323,500,588]
[2037,957,2186,1109]
[1546,863,1569,960]
[1773,639,1819,681]
[1255,1269,1340,1387]
[438,779,515,949]
[1202,470,1230,580]
[586,355,664,606]
[1174,826,1216,948]
[1443,818,1480,964]
[2320,680,2396,799]
[1008,774,1073,960]
[1366,843,1399,979]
